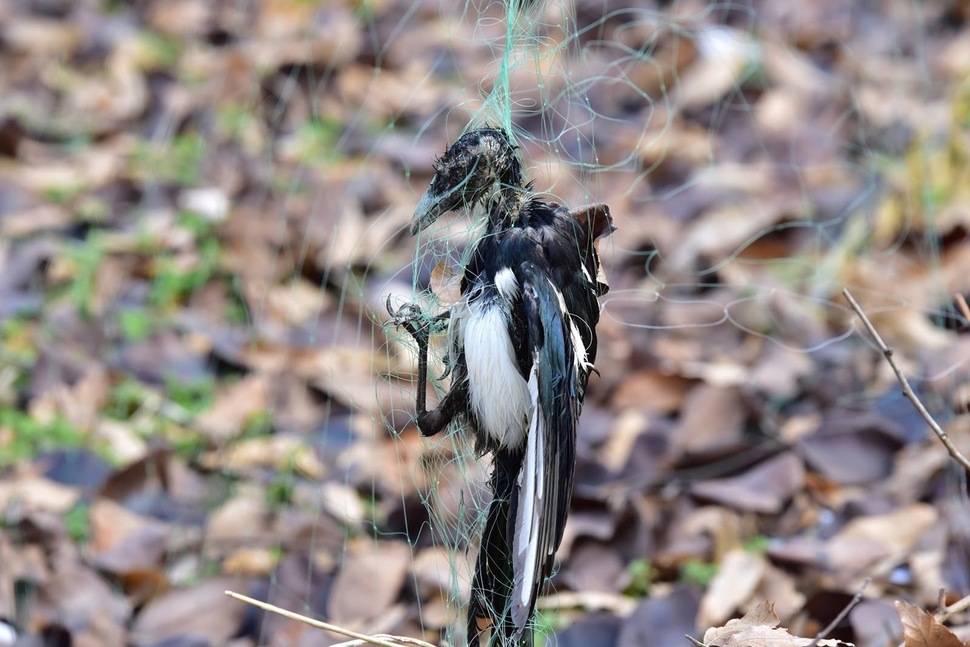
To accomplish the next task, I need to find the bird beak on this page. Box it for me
[409,189,442,236]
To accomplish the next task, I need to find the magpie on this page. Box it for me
[390,128,613,646]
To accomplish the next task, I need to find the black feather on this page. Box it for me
[403,128,613,646]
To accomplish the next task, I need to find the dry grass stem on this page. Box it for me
[224,590,437,647]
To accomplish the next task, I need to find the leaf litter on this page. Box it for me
[0,1,968,646]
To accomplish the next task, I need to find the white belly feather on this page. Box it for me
[461,299,530,449]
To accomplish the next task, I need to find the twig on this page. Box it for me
[224,591,437,647]
[806,577,870,647]
[954,293,970,325]
[842,288,970,476]
[937,590,970,624]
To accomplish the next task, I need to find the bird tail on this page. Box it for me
[467,449,534,647]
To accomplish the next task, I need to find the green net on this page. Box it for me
[1,0,969,645]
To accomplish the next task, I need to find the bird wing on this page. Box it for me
[509,260,580,635]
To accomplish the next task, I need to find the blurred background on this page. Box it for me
[1,0,969,645]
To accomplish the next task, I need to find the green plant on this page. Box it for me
[240,410,273,439]
[743,535,771,554]
[117,308,154,342]
[129,132,207,186]
[42,183,87,206]
[532,609,569,646]
[224,279,251,325]
[0,409,91,466]
[624,558,656,597]
[680,558,719,589]
[0,316,38,366]
[64,503,91,542]
[165,376,216,416]
[106,377,144,420]
[171,430,208,459]
[136,31,182,70]
[63,231,106,318]
[149,236,221,310]
[290,118,343,165]
[265,472,296,506]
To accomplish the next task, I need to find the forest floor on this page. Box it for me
[1,1,970,646]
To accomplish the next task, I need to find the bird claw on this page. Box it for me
[386,295,450,340]
[386,295,426,335]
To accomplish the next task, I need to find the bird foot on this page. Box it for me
[386,296,449,343]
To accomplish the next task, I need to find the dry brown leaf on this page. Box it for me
[319,481,366,527]
[826,504,938,576]
[199,433,325,478]
[29,366,110,431]
[204,487,270,547]
[146,0,212,36]
[245,278,330,328]
[697,550,767,628]
[689,452,805,514]
[610,368,693,415]
[895,600,965,647]
[130,578,247,645]
[412,546,470,603]
[92,419,148,465]
[670,384,747,455]
[676,27,758,110]
[429,260,461,306]
[0,469,80,513]
[89,498,170,569]
[748,565,806,625]
[223,547,279,577]
[703,600,854,646]
[328,540,412,625]
[195,374,271,442]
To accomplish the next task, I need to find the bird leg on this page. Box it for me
[387,296,462,437]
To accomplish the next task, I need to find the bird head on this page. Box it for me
[410,128,521,235]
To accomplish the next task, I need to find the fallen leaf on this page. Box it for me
[670,384,748,455]
[429,260,461,305]
[223,547,279,577]
[129,578,247,646]
[703,600,855,646]
[328,540,412,625]
[826,504,938,576]
[205,487,270,548]
[195,373,271,442]
[89,498,170,574]
[199,433,324,479]
[697,550,767,628]
[689,452,805,514]
[0,469,80,513]
[895,600,964,647]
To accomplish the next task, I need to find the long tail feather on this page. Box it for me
[468,449,533,647]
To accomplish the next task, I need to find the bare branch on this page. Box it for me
[955,293,970,324]
[937,590,970,624]
[842,288,970,476]
[806,578,870,647]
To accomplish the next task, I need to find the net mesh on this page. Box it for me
[2,0,969,645]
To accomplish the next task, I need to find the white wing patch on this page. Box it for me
[494,267,520,301]
[462,299,529,449]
